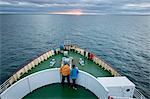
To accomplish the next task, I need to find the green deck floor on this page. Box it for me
[23,83,98,99]
[21,51,112,98]
[21,51,112,78]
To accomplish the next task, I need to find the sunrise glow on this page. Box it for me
[49,9,83,15]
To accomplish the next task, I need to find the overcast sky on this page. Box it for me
[0,0,150,14]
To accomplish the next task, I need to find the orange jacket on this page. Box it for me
[60,65,70,76]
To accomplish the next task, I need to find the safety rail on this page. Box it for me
[0,78,12,94]
[65,45,147,99]
[110,96,135,99]
[111,95,147,99]
[133,89,147,99]
[66,45,120,76]
[0,69,109,99]
[0,44,147,99]
[0,48,59,94]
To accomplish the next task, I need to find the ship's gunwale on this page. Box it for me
[0,45,119,93]
[0,45,146,99]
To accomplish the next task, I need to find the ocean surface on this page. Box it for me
[0,14,150,98]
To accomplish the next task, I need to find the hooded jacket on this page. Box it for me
[70,68,78,79]
[60,64,70,76]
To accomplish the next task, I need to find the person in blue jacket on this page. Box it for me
[70,64,79,90]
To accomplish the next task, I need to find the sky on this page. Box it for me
[0,0,150,15]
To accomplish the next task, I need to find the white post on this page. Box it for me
[27,77,31,92]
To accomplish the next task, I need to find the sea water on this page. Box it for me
[0,14,150,98]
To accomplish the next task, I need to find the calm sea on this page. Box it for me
[0,14,150,98]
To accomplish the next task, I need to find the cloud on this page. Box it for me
[0,0,150,14]
[125,3,150,8]
[0,1,42,7]
[0,1,11,5]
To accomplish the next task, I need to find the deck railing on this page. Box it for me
[66,45,147,99]
[0,69,109,99]
[111,96,135,99]
[67,45,120,76]
[133,89,147,99]
[0,49,58,94]
[0,45,147,99]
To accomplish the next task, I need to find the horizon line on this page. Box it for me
[0,12,150,16]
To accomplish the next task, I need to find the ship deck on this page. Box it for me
[21,50,112,99]
[23,83,98,99]
[21,51,112,78]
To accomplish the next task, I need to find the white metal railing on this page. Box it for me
[0,49,57,94]
[0,44,147,99]
[0,69,109,99]
[69,45,120,76]
[77,70,109,99]
[133,89,147,99]
[69,45,147,99]
[111,96,135,99]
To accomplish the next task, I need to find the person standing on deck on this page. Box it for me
[60,63,70,87]
[70,64,79,90]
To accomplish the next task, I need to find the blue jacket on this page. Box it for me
[70,68,78,79]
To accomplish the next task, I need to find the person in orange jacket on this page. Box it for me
[60,63,70,87]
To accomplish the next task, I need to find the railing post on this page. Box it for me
[27,77,31,93]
